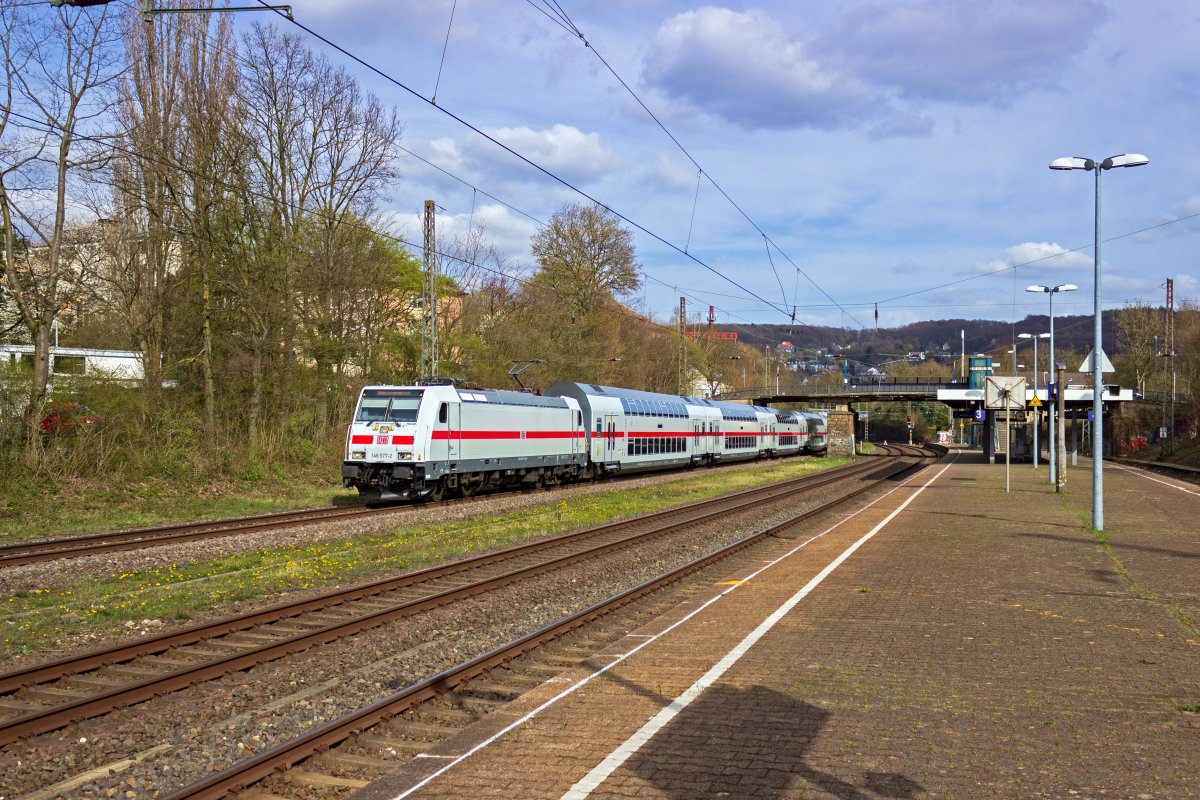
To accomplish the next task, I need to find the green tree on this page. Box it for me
[528,203,640,382]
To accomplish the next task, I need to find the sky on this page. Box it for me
[253,0,1200,332]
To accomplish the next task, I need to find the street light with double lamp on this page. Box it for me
[1025,284,1077,488]
[1050,153,1148,530]
[1018,332,1050,468]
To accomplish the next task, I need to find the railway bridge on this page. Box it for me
[718,375,1135,460]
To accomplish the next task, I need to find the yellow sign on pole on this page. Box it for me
[1028,395,1042,407]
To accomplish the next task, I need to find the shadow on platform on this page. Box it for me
[609,675,923,800]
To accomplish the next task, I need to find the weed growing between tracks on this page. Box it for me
[1,458,849,661]
[1055,492,1200,643]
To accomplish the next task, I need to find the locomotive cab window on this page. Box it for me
[385,399,420,422]
[438,403,448,423]
[356,397,389,422]
[356,392,422,423]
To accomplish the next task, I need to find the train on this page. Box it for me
[342,381,828,502]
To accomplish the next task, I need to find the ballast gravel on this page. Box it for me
[0,459,881,799]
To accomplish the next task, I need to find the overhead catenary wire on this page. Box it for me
[5,102,774,353]
[430,0,458,105]
[163,0,1200,332]
[247,0,795,321]
[535,3,866,329]
[872,212,1200,309]
[20,2,1190,348]
[683,168,701,254]
[57,0,774,345]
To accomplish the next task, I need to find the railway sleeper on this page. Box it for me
[315,750,397,772]
[354,732,431,755]
[223,631,283,645]
[22,685,87,704]
[443,692,500,714]
[62,675,125,692]
[138,654,199,668]
[284,768,369,789]
[0,697,40,714]
[387,719,456,740]
[176,644,244,658]
[418,703,482,725]
[103,664,166,679]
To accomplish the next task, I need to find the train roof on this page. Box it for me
[359,384,572,409]
[546,382,790,420]
[546,382,691,404]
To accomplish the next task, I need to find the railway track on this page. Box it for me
[1112,455,1200,484]
[163,451,934,800]
[0,456,901,748]
[0,504,381,568]
[0,453,841,569]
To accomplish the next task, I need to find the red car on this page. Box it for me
[38,403,102,435]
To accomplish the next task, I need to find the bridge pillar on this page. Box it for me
[826,409,856,457]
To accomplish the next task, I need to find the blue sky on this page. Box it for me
[269,0,1200,330]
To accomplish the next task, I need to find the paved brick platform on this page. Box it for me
[355,451,1200,800]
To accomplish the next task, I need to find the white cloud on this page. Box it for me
[642,7,882,131]
[640,1,1103,133]
[424,138,468,175]
[815,0,1106,105]
[435,203,540,263]
[474,124,620,181]
[1158,195,1200,238]
[976,242,1093,275]
[1102,273,1159,296]
[649,153,699,193]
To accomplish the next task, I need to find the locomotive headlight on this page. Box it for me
[351,450,366,459]
[398,450,413,460]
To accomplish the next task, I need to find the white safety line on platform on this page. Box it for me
[386,454,955,800]
[560,455,955,799]
[1111,462,1200,498]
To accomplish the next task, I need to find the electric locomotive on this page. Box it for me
[342,384,585,502]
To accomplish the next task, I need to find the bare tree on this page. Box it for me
[230,23,402,440]
[101,7,194,412]
[175,9,241,434]
[0,2,122,454]
[1114,301,1161,397]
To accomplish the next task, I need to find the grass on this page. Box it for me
[1,456,850,661]
[0,475,358,541]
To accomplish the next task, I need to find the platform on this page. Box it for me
[355,451,1200,800]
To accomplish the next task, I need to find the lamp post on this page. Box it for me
[1050,153,1148,530]
[1018,332,1050,468]
[1025,284,1076,487]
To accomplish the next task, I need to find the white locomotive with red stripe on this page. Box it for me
[343,381,826,502]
